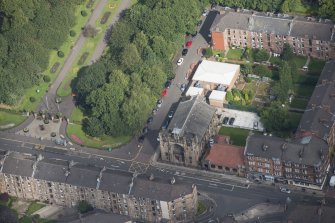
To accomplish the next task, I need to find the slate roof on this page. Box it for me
[297,60,335,139]
[245,134,328,166]
[211,11,335,42]
[167,96,216,140]
[0,152,193,202]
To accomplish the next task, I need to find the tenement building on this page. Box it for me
[245,60,335,190]
[210,9,335,59]
[0,151,198,223]
[159,96,219,167]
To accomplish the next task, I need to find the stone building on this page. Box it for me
[159,96,219,167]
[210,9,335,60]
[244,60,335,190]
[0,151,198,223]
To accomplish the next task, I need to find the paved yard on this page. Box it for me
[220,108,264,132]
[17,118,61,140]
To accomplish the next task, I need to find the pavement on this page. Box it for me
[33,205,65,219]
[234,203,284,222]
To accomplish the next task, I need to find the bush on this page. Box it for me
[254,49,270,62]
[83,117,104,137]
[57,51,64,58]
[81,10,88,17]
[78,200,93,214]
[43,75,51,83]
[204,48,214,58]
[70,30,76,37]
[29,97,36,103]
[253,65,272,78]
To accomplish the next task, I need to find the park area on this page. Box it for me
[67,107,130,149]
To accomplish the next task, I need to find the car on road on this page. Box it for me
[152,108,158,115]
[280,187,291,194]
[161,89,167,97]
[186,40,192,48]
[182,48,188,56]
[138,135,145,143]
[223,117,229,125]
[168,110,174,119]
[180,83,186,92]
[202,10,208,16]
[165,80,172,89]
[228,117,235,125]
[157,99,163,108]
[142,127,148,135]
[177,58,184,66]
[162,119,170,130]
[147,117,153,124]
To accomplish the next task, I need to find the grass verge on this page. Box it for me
[0,111,26,128]
[290,98,308,110]
[226,48,243,60]
[219,127,250,146]
[196,201,206,216]
[26,201,45,216]
[57,0,122,97]
[67,107,131,148]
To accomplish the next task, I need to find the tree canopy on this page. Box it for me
[0,0,84,105]
[74,0,204,137]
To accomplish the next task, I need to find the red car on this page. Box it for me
[162,89,167,97]
[186,41,192,48]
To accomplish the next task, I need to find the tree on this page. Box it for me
[281,43,293,61]
[254,49,270,62]
[226,91,234,102]
[204,48,214,58]
[241,63,253,75]
[78,201,93,214]
[83,117,104,137]
[120,44,141,72]
[273,62,294,102]
[253,65,272,78]
[261,101,291,132]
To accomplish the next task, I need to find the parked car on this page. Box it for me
[223,117,229,125]
[180,83,186,92]
[186,41,192,48]
[165,80,172,88]
[147,116,153,124]
[168,110,174,119]
[202,10,208,16]
[162,119,170,130]
[182,48,188,56]
[253,121,259,129]
[161,89,167,97]
[177,58,184,66]
[280,187,291,194]
[142,127,148,135]
[228,117,235,125]
[157,99,163,108]
[152,108,158,115]
[138,135,145,143]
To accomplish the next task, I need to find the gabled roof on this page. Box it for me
[192,60,240,86]
[211,11,335,42]
[167,96,216,140]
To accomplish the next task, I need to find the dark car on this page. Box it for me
[165,80,172,89]
[182,48,188,56]
[147,117,153,124]
[138,135,145,143]
[162,119,170,130]
[229,117,235,125]
[142,127,148,135]
[223,117,229,125]
[168,110,174,119]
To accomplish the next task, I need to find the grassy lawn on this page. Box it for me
[26,201,45,215]
[290,98,308,110]
[57,0,122,97]
[196,201,206,216]
[13,1,97,112]
[218,126,250,146]
[226,48,244,60]
[292,55,307,68]
[294,84,315,97]
[308,58,325,76]
[0,111,26,127]
[293,74,318,85]
[67,107,131,148]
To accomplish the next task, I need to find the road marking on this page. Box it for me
[209,183,217,186]
[129,161,149,174]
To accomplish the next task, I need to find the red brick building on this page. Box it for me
[210,10,335,60]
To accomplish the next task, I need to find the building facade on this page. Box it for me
[211,10,335,60]
[0,152,198,223]
[159,96,219,167]
[244,61,335,190]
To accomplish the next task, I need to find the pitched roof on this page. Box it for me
[297,60,335,139]
[204,144,244,168]
[168,96,216,140]
[211,11,335,42]
[192,60,240,86]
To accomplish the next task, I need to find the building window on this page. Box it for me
[211,164,215,168]
[218,166,223,169]
[258,168,263,172]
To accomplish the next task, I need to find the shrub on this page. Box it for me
[81,10,88,17]
[29,97,36,103]
[57,51,64,58]
[70,30,76,37]
[78,200,93,213]
[204,48,214,58]
[43,75,51,83]
[254,49,270,62]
